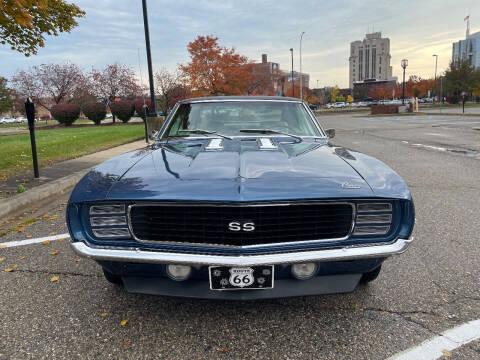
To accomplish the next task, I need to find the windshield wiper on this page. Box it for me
[239,129,302,142]
[177,129,232,140]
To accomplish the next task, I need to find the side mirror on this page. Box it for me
[325,128,335,139]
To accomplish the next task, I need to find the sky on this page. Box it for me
[1,0,479,89]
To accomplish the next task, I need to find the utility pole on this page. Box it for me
[432,54,438,103]
[142,0,157,117]
[299,31,305,102]
[290,48,294,97]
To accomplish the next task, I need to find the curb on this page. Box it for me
[0,167,91,219]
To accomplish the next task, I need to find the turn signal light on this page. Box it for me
[291,263,318,280]
[166,265,192,281]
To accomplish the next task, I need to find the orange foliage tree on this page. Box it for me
[394,76,435,98]
[369,84,393,100]
[179,35,254,97]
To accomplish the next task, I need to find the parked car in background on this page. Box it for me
[67,96,415,300]
[0,117,15,124]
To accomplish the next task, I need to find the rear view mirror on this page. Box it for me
[325,128,335,139]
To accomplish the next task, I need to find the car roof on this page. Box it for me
[178,96,302,104]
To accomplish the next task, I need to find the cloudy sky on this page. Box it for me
[1,0,479,88]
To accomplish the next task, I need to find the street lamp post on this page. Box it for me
[141,0,157,117]
[290,48,294,97]
[432,54,438,103]
[401,59,408,105]
[299,31,305,102]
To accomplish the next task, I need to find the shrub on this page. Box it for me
[134,99,151,120]
[110,100,134,123]
[82,102,107,125]
[50,104,80,126]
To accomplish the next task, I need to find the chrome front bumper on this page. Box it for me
[71,237,413,267]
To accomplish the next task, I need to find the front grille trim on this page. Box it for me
[127,202,356,249]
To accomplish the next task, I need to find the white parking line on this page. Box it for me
[387,319,480,360]
[0,233,70,248]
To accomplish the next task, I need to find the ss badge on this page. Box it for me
[228,221,255,232]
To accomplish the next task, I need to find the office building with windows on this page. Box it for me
[452,30,480,68]
[349,32,393,89]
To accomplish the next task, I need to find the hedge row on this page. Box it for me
[50,99,150,126]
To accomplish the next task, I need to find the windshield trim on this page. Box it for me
[157,100,327,140]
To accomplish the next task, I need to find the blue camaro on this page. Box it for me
[67,96,414,300]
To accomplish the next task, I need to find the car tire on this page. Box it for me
[360,265,382,284]
[102,268,123,285]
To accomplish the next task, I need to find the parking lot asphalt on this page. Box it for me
[0,113,479,359]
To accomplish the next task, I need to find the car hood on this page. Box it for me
[105,139,375,201]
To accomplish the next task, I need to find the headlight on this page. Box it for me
[89,204,131,239]
[354,202,392,236]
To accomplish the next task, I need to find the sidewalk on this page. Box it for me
[0,140,147,218]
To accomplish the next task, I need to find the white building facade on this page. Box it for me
[349,32,393,89]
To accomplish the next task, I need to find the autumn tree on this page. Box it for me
[154,68,182,115]
[180,35,254,96]
[89,63,141,122]
[11,62,86,110]
[330,86,340,102]
[0,77,13,114]
[0,0,85,56]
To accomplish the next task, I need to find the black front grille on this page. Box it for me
[129,203,353,247]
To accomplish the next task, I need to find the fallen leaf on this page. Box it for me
[41,240,50,245]
[442,296,449,303]
[50,214,59,220]
[49,232,57,236]
[50,250,59,255]
[465,272,471,275]
[12,264,18,269]
[101,312,108,317]
[58,238,65,242]
[20,256,26,260]
[4,268,13,272]
[0,257,5,262]
[26,235,32,238]
[16,227,25,232]
[75,258,82,262]
[17,216,23,220]
[0,245,6,249]
[120,319,128,326]
[441,349,452,357]
[123,340,131,346]
[218,349,229,354]
[50,275,59,282]
[42,215,50,219]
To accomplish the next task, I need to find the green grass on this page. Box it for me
[0,124,144,179]
[0,118,111,128]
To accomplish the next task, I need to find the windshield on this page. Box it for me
[163,101,322,138]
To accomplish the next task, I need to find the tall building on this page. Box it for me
[452,30,480,68]
[349,32,393,89]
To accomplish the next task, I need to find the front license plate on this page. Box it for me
[209,266,274,290]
